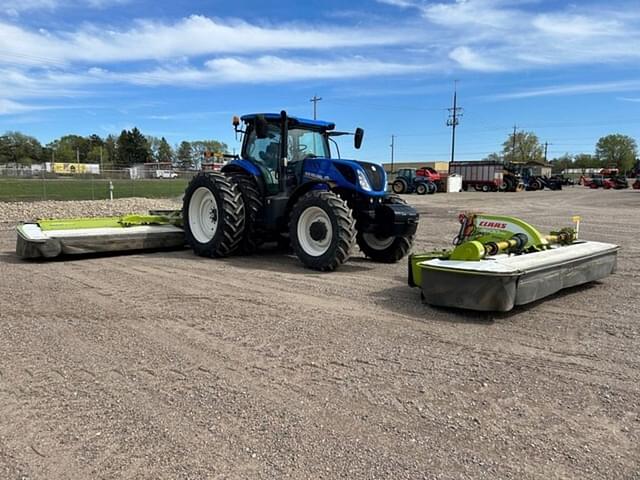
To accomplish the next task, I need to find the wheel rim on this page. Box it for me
[362,233,395,250]
[417,185,426,194]
[297,206,333,257]
[393,182,403,193]
[189,187,219,243]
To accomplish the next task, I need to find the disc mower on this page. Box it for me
[408,213,618,311]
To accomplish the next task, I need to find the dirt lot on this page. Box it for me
[0,188,638,479]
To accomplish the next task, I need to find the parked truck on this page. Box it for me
[449,161,503,192]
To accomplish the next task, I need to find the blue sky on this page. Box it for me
[0,0,639,163]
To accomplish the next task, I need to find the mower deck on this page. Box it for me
[411,241,618,312]
[16,213,185,259]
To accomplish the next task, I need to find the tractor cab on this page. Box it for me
[237,113,335,195]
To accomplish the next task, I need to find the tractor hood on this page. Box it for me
[302,157,387,195]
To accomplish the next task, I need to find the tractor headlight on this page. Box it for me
[357,169,372,191]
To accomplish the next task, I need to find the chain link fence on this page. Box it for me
[0,168,197,202]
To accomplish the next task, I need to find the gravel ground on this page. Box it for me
[0,188,638,479]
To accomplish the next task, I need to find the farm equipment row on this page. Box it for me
[15,111,619,312]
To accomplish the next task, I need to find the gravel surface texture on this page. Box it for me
[0,188,638,479]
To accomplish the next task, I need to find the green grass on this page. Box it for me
[0,177,189,202]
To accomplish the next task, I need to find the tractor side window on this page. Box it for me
[289,129,329,162]
[246,125,281,172]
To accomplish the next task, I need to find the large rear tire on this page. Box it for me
[183,173,245,257]
[289,190,356,271]
[231,173,264,254]
[356,196,414,263]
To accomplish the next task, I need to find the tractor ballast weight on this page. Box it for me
[182,111,419,271]
[408,214,618,311]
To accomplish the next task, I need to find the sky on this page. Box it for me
[0,0,639,164]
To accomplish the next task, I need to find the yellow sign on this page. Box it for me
[52,163,96,174]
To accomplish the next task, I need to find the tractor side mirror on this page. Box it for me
[232,115,240,129]
[354,128,364,149]
[255,115,269,139]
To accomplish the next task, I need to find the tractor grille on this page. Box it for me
[358,162,385,191]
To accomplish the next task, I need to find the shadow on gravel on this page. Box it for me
[0,252,23,264]
[210,246,373,275]
[373,281,599,324]
[372,284,496,325]
[3,247,189,265]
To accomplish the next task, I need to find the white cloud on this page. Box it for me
[0,98,70,115]
[381,0,640,71]
[2,0,130,15]
[0,15,407,66]
[618,97,640,103]
[84,56,432,86]
[376,0,416,8]
[449,46,504,72]
[490,80,640,100]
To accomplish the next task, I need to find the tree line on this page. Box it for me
[483,131,638,173]
[0,128,229,170]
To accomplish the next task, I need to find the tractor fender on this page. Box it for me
[221,161,266,195]
[285,181,334,214]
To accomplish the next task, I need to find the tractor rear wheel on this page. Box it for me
[183,172,245,257]
[356,196,414,263]
[231,173,264,254]
[289,190,356,271]
[392,179,407,194]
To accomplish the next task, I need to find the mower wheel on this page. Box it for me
[481,184,491,192]
[183,172,245,257]
[289,190,356,271]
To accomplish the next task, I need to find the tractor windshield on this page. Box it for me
[288,128,330,162]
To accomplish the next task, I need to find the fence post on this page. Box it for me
[109,180,113,201]
[42,169,47,201]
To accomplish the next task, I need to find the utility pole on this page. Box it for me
[544,142,550,163]
[390,135,395,173]
[446,81,462,163]
[310,95,322,120]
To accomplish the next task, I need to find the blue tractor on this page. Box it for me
[183,111,419,271]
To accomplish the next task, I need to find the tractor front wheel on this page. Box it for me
[289,190,356,271]
[183,173,245,257]
[356,196,414,263]
[357,232,413,263]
